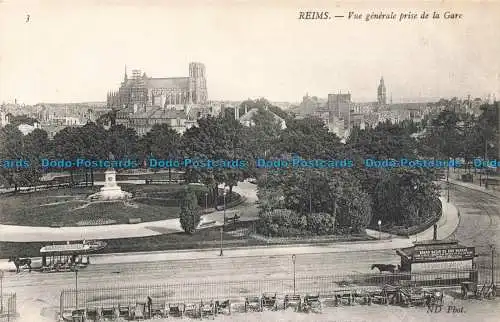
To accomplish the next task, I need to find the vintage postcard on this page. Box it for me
[0,1,499,321]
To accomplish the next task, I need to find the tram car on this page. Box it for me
[40,240,106,272]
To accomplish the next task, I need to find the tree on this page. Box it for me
[0,125,43,191]
[374,168,440,227]
[106,124,139,161]
[258,168,372,235]
[140,124,181,181]
[278,116,343,160]
[179,187,201,233]
[78,123,108,185]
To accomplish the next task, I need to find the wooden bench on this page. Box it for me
[302,294,322,313]
[261,292,278,310]
[214,300,231,315]
[224,213,240,225]
[283,294,301,311]
[128,217,142,224]
[244,296,262,312]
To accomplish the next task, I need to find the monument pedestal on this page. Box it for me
[88,169,132,200]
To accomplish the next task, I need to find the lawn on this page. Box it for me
[0,184,209,227]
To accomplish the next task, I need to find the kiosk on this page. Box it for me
[396,240,477,285]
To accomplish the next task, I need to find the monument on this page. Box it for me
[88,168,132,200]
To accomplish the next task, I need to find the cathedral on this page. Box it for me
[106,62,210,136]
[107,62,208,113]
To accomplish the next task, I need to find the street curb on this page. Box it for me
[446,179,500,199]
[407,197,460,241]
[90,238,405,260]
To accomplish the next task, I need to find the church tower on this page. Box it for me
[188,62,208,104]
[377,77,387,105]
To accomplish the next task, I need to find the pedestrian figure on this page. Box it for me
[147,296,152,317]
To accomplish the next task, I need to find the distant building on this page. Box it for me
[236,106,286,130]
[327,92,351,119]
[0,109,9,127]
[17,122,41,135]
[377,77,387,106]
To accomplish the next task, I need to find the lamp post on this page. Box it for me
[205,192,208,212]
[377,220,382,240]
[0,270,3,313]
[446,158,450,203]
[74,268,79,310]
[491,245,495,286]
[220,190,227,256]
[309,193,312,214]
[292,254,296,294]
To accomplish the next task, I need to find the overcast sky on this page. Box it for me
[1,0,499,105]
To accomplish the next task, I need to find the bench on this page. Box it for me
[128,217,142,224]
[117,304,131,318]
[199,301,215,319]
[302,294,322,313]
[224,213,240,225]
[150,302,167,318]
[261,292,278,310]
[244,296,262,312]
[168,303,183,317]
[214,300,231,315]
[283,294,301,311]
[183,303,199,319]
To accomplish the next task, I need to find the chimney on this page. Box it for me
[234,106,239,120]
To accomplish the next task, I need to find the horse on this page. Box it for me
[8,256,32,273]
[371,264,398,273]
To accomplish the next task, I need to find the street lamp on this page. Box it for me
[491,245,495,287]
[0,270,3,313]
[377,220,382,240]
[446,161,450,203]
[291,254,296,294]
[309,193,312,214]
[223,190,227,225]
[220,190,227,256]
[205,192,208,212]
[74,268,79,310]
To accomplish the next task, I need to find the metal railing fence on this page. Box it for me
[60,269,487,312]
[0,293,16,322]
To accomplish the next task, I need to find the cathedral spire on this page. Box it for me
[377,76,387,105]
[124,65,128,82]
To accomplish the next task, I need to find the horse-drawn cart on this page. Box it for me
[39,240,106,273]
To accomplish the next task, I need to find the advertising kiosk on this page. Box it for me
[396,240,477,285]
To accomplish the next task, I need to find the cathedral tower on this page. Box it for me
[377,77,387,105]
[188,62,208,104]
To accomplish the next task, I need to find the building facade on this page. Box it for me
[327,92,352,118]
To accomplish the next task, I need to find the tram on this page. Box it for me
[40,240,106,272]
